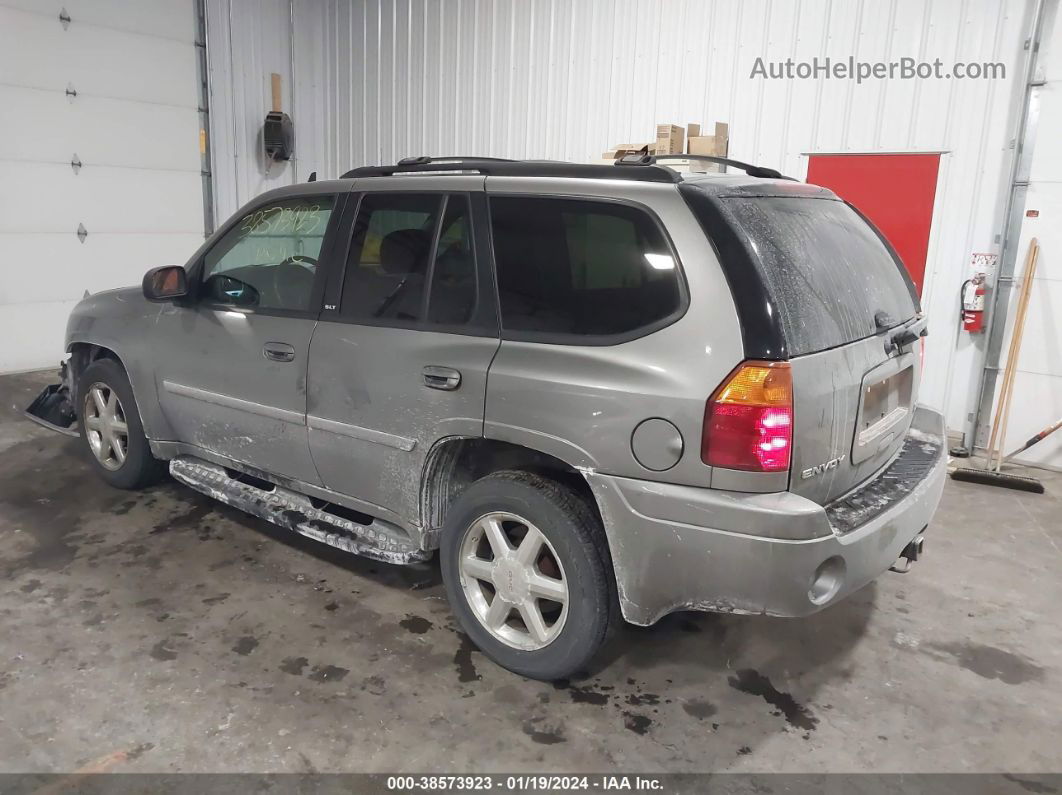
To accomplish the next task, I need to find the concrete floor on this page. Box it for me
[0,369,1059,775]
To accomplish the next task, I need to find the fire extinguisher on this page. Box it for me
[961,275,986,333]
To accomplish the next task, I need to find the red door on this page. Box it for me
[806,153,940,295]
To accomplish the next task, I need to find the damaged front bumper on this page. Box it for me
[589,404,947,626]
[24,361,78,437]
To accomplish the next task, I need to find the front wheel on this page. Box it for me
[77,358,166,490]
[440,470,616,680]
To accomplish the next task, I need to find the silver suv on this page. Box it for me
[26,155,946,680]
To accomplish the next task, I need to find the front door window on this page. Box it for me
[201,196,336,312]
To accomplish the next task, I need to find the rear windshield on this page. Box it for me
[683,188,920,357]
[728,197,918,355]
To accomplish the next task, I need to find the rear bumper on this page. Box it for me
[589,404,947,625]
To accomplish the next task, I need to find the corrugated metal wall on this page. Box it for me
[206,0,1036,435]
[206,0,295,218]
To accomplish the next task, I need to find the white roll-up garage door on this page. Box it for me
[0,1,205,373]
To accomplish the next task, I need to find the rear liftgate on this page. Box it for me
[169,457,430,565]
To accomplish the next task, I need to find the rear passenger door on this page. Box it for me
[306,178,499,528]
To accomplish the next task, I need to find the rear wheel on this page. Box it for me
[440,470,616,680]
[77,358,166,489]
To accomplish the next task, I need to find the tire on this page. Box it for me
[440,469,617,680]
[77,358,166,490]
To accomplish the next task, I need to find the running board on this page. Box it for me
[169,456,430,565]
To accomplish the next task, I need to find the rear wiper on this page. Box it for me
[883,314,928,355]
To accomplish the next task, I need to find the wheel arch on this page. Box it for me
[66,339,170,442]
[66,342,130,400]
[420,436,606,549]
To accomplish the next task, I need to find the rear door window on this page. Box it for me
[340,193,480,327]
[340,193,440,322]
[489,197,683,341]
[717,197,918,356]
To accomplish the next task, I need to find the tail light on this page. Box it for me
[702,361,793,472]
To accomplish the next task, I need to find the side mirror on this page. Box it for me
[143,266,189,302]
[203,274,260,307]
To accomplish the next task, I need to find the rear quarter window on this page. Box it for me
[489,196,684,342]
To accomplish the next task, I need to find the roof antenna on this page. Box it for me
[307,171,317,183]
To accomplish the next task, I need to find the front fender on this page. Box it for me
[65,288,173,442]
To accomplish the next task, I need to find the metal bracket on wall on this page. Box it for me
[76,223,88,243]
[70,154,82,175]
[59,8,71,30]
[65,83,77,103]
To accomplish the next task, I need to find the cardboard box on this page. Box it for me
[714,121,729,149]
[687,136,725,156]
[687,121,730,157]
[686,123,701,140]
[654,124,684,156]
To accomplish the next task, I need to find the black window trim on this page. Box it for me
[678,183,787,360]
[484,192,690,347]
[187,191,348,321]
[320,189,499,338]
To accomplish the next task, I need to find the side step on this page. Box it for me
[169,456,430,565]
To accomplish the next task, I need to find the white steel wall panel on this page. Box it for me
[208,0,1036,438]
[0,6,197,108]
[205,0,296,217]
[2,0,197,42]
[0,1,203,373]
[0,233,207,307]
[0,164,203,236]
[5,87,201,173]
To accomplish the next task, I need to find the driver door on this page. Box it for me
[152,190,346,485]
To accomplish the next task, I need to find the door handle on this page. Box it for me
[263,342,296,363]
[422,365,461,391]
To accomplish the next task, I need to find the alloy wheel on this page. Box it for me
[83,382,129,471]
[458,511,569,650]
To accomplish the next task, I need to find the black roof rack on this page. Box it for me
[645,154,794,180]
[340,155,681,183]
[395,155,517,165]
[340,154,793,183]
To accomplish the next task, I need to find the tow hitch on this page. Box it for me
[890,533,925,574]
[24,361,78,437]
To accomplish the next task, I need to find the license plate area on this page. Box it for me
[852,354,915,465]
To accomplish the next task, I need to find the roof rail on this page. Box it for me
[340,156,681,184]
[645,154,794,180]
[396,155,517,166]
